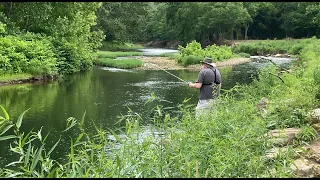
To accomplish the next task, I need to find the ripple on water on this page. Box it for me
[130,81,185,88]
[101,67,133,72]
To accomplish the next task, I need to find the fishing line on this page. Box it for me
[149,63,220,97]
[149,63,188,84]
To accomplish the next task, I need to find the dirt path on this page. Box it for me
[136,56,251,70]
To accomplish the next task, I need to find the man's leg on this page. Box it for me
[195,99,211,119]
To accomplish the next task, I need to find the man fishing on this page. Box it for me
[188,57,222,118]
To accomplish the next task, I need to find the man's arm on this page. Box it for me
[189,82,202,89]
[189,70,205,89]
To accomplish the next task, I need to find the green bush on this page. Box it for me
[0,34,58,76]
[234,43,258,55]
[178,40,232,65]
[204,44,232,61]
[288,44,304,55]
[182,55,203,66]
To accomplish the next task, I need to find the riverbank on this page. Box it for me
[0,57,251,86]
[0,75,57,87]
[136,56,251,71]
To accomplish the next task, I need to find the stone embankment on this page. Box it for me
[260,97,320,178]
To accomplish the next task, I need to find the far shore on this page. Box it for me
[136,56,251,70]
[0,57,251,86]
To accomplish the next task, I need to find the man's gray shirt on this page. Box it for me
[196,67,221,100]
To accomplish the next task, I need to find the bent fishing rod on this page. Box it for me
[150,63,189,84]
[150,63,221,97]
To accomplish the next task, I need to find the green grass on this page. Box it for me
[231,38,308,55]
[231,52,251,58]
[94,51,143,59]
[94,58,144,69]
[100,41,144,51]
[147,52,179,59]
[0,73,33,82]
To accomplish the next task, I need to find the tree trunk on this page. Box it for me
[230,27,233,40]
[237,30,241,40]
[285,28,288,38]
[2,2,15,18]
[244,23,249,40]
[25,15,29,32]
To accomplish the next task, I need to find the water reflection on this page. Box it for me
[101,67,134,72]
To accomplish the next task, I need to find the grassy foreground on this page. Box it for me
[0,37,320,177]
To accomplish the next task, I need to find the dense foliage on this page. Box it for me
[0,33,57,76]
[142,2,320,46]
[1,2,320,76]
[0,2,105,75]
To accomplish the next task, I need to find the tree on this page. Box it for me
[197,2,249,43]
[0,2,105,73]
[144,2,168,41]
[243,2,263,40]
[249,3,279,39]
[96,2,150,42]
[305,3,320,37]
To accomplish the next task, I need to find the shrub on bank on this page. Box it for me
[177,40,233,65]
[0,33,58,76]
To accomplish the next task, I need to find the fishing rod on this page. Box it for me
[149,63,189,84]
[149,63,221,97]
